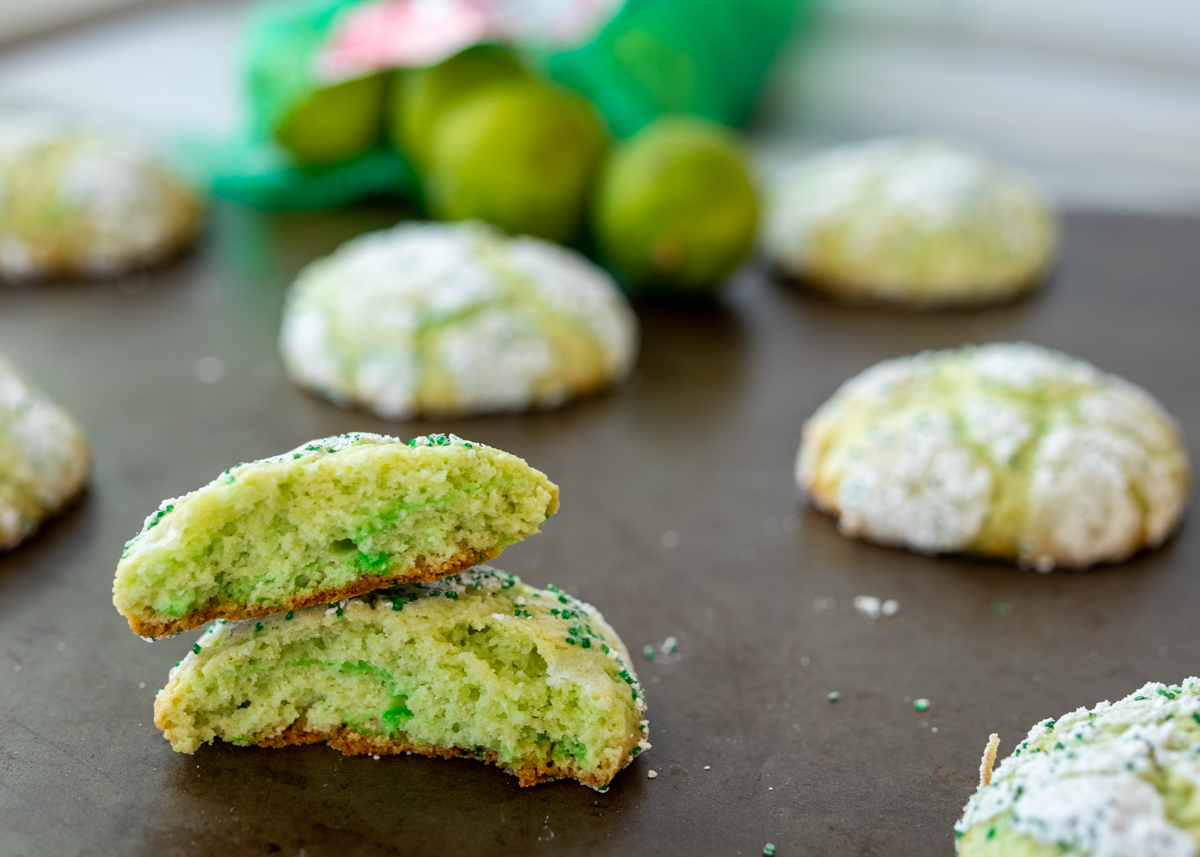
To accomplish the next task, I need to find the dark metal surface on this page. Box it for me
[0,207,1197,857]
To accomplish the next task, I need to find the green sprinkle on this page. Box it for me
[445,591,459,600]
[285,611,294,620]
[581,638,591,649]
[1193,713,1200,725]
[763,845,776,857]
[914,698,930,712]
[407,438,416,447]
[392,599,403,612]
[255,623,263,632]
[464,442,473,449]
[192,644,200,654]
[827,692,839,703]
[1158,689,1176,699]
[566,637,576,645]
[1055,742,1064,750]
[1135,696,1147,701]
[601,643,610,654]
[336,607,344,617]
[293,453,302,459]
[1046,720,1056,730]
[643,645,657,660]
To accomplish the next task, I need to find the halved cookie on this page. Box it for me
[154,567,649,790]
[113,433,558,637]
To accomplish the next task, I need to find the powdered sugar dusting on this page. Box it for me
[0,110,200,281]
[280,221,637,418]
[764,137,1056,306]
[799,343,1189,569]
[0,353,90,548]
[956,679,1200,857]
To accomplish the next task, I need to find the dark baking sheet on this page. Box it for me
[0,206,1197,857]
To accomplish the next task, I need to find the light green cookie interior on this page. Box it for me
[113,433,557,633]
[155,567,648,789]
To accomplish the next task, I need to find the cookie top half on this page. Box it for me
[112,433,558,638]
[279,220,639,418]
[798,343,1189,569]
[956,678,1200,857]
[763,138,1057,308]
[0,111,202,280]
[0,353,91,549]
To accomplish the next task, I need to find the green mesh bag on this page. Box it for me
[544,0,801,139]
[198,0,416,210]
[197,0,801,210]
[183,138,414,211]
[244,0,365,142]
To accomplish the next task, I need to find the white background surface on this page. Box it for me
[3,0,1200,212]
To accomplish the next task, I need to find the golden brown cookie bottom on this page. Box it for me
[125,548,499,638]
[251,722,628,790]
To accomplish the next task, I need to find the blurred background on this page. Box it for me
[4,0,1200,212]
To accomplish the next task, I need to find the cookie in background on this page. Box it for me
[279,220,638,419]
[763,138,1058,309]
[0,352,90,550]
[798,343,1189,569]
[0,110,202,282]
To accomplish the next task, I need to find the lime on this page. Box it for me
[273,74,386,167]
[424,80,608,244]
[387,44,528,171]
[592,115,758,294]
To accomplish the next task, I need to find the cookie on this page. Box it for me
[0,111,201,280]
[763,138,1057,308]
[154,566,649,790]
[279,220,638,418]
[797,343,1189,569]
[112,433,558,638]
[957,678,1200,856]
[0,354,90,549]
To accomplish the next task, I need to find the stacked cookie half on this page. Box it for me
[111,432,648,790]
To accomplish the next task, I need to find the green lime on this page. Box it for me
[387,44,528,171]
[424,80,608,244]
[592,115,759,294]
[273,74,387,167]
